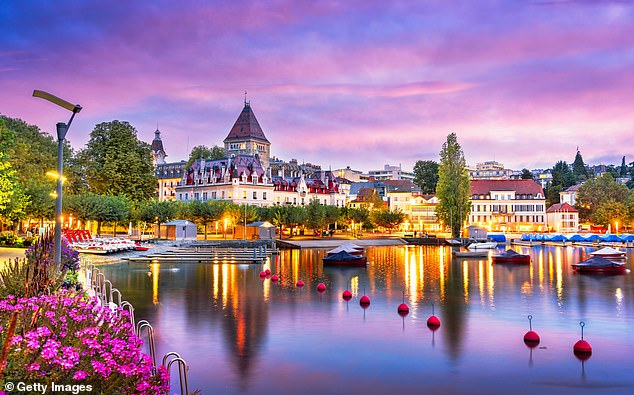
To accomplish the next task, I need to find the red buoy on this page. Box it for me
[265,269,271,275]
[427,303,440,329]
[359,295,371,307]
[342,290,352,301]
[317,283,326,292]
[523,315,540,346]
[296,280,304,287]
[271,274,279,282]
[397,303,409,316]
[259,271,267,278]
[573,322,592,358]
[397,291,409,316]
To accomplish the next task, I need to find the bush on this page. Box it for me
[0,232,17,247]
[0,291,169,394]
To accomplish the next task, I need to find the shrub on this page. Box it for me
[0,291,169,394]
[0,232,17,247]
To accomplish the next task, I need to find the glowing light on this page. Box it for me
[151,263,160,304]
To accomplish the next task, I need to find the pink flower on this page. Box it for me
[27,362,40,371]
[73,370,88,380]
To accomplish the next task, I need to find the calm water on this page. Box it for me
[99,245,634,395]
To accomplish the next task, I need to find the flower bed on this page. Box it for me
[0,290,169,394]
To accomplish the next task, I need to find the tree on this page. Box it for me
[435,133,471,238]
[0,120,29,230]
[139,199,177,239]
[572,150,588,181]
[185,145,225,168]
[546,161,577,206]
[520,168,533,180]
[413,160,439,194]
[184,200,226,240]
[575,173,632,225]
[75,121,156,201]
[323,205,340,231]
[372,209,405,233]
[66,193,130,235]
[304,199,326,235]
[620,156,628,178]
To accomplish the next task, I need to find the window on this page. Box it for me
[263,192,267,200]
[184,193,188,200]
[253,191,257,199]
[212,191,217,199]
[243,190,247,199]
[203,192,207,201]
[194,192,199,200]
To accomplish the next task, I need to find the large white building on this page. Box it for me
[175,102,347,207]
[367,164,414,182]
[469,161,514,180]
[468,180,546,232]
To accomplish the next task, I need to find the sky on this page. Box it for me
[1,0,633,173]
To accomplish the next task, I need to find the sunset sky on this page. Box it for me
[1,0,632,172]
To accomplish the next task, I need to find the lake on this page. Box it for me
[98,245,634,395]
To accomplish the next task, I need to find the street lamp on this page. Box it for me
[33,90,82,269]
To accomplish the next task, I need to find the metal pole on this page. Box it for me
[243,204,247,240]
[53,110,78,269]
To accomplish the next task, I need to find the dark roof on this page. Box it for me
[151,129,165,153]
[563,184,582,192]
[546,203,578,213]
[470,180,544,196]
[224,102,269,143]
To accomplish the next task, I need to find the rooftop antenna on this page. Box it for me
[244,90,248,106]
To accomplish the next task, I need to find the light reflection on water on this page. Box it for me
[99,245,634,395]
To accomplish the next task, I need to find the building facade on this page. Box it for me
[545,203,579,233]
[469,161,514,180]
[175,102,347,207]
[468,180,546,232]
[559,184,581,206]
[152,129,186,201]
[366,164,414,182]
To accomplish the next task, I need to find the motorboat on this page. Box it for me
[326,242,364,256]
[467,241,497,250]
[572,256,626,274]
[492,249,530,264]
[452,250,489,258]
[323,251,368,267]
[589,247,626,260]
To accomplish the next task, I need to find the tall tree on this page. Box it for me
[139,199,177,238]
[435,133,471,238]
[520,168,533,180]
[0,120,29,230]
[184,200,226,240]
[413,160,439,194]
[620,156,627,177]
[304,199,326,235]
[572,150,588,181]
[186,145,225,168]
[575,173,631,225]
[75,121,156,201]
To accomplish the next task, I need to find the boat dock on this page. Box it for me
[126,245,275,264]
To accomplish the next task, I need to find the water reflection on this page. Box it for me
[99,245,634,395]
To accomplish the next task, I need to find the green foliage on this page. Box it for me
[413,160,439,194]
[183,200,227,239]
[520,168,533,180]
[0,120,20,214]
[372,209,405,232]
[620,156,627,178]
[75,121,156,201]
[576,173,633,226]
[572,151,588,181]
[138,199,177,238]
[0,258,28,298]
[66,193,130,235]
[186,145,225,168]
[304,199,326,233]
[0,232,18,246]
[435,133,471,237]
[546,161,577,206]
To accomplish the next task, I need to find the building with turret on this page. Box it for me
[175,101,347,207]
[152,128,186,201]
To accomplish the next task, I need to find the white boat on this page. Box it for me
[467,242,497,250]
[589,247,626,260]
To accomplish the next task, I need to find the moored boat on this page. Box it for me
[452,250,488,258]
[323,251,368,267]
[589,247,626,260]
[572,256,626,274]
[326,241,364,256]
[492,249,530,264]
[467,241,497,250]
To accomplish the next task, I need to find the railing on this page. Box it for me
[85,265,191,394]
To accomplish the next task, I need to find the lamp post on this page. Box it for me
[33,90,82,269]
